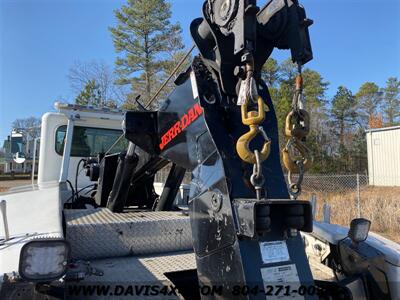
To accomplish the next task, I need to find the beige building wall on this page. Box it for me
[366,126,400,186]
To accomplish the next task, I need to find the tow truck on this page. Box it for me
[1,0,399,299]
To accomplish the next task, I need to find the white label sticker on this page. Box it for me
[190,71,199,99]
[259,241,290,264]
[260,264,303,299]
[237,79,247,105]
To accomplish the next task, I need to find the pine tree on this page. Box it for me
[261,58,280,87]
[382,77,400,126]
[270,59,297,148]
[301,69,329,172]
[75,80,102,106]
[331,86,357,149]
[110,0,184,105]
[355,82,381,128]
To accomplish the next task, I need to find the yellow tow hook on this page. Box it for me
[284,109,310,139]
[282,138,311,173]
[236,96,271,165]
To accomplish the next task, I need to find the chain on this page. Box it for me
[236,61,271,200]
[250,150,265,200]
[281,65,312,199]
[287,161,304,199]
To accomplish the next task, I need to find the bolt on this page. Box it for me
[289,228,298,237]
[211,193,223,211]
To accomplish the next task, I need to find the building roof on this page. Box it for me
[365,125,400,134]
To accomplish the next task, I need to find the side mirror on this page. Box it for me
[13,152,26,164]
[348,218,371,245]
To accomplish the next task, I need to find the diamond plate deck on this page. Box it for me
[66,250,335,300]
[64,209,193,260]
[66,251,196,300]
[82,251,196,283]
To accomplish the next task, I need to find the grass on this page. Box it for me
[1,175,399,243]
[303,186,400,243]
[0,174,34,181]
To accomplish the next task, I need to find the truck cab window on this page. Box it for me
[55,125,126,157]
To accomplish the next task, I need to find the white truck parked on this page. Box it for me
[37,102,127,189]
[0,101,399,300]
[1,0,400,295]
[1,103,194,299]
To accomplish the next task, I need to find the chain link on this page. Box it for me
[281,67,312,200]
[287,162,304,199]
[250,150,265,200]
[236,61,271,200]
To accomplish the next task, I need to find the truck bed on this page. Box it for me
[64,208,336,299]
[64,208,193,260]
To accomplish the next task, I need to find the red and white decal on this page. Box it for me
[159,103,203,150]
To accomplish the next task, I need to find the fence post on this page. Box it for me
[323,203,331,223]
[356,173,361,218]
[310,194,317,220]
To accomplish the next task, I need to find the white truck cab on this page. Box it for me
[0,103,129,288]
[38,102,126,189]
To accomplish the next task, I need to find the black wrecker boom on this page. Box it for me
[111,0,320,298]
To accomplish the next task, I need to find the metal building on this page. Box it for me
[366,126,400,186]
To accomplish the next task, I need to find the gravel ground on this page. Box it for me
[0,179,32,192]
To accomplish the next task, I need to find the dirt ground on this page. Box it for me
[0,179,32,192]
[304,186,400,244]
[375,231,400,244]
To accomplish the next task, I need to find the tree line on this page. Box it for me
[10,0,398,175]
[262,58,399,173]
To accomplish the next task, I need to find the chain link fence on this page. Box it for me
[287,174,399,240]
[155,165,191,184]
[155,168,400,241]
[285,174,369,218]
[286,174,369,194]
